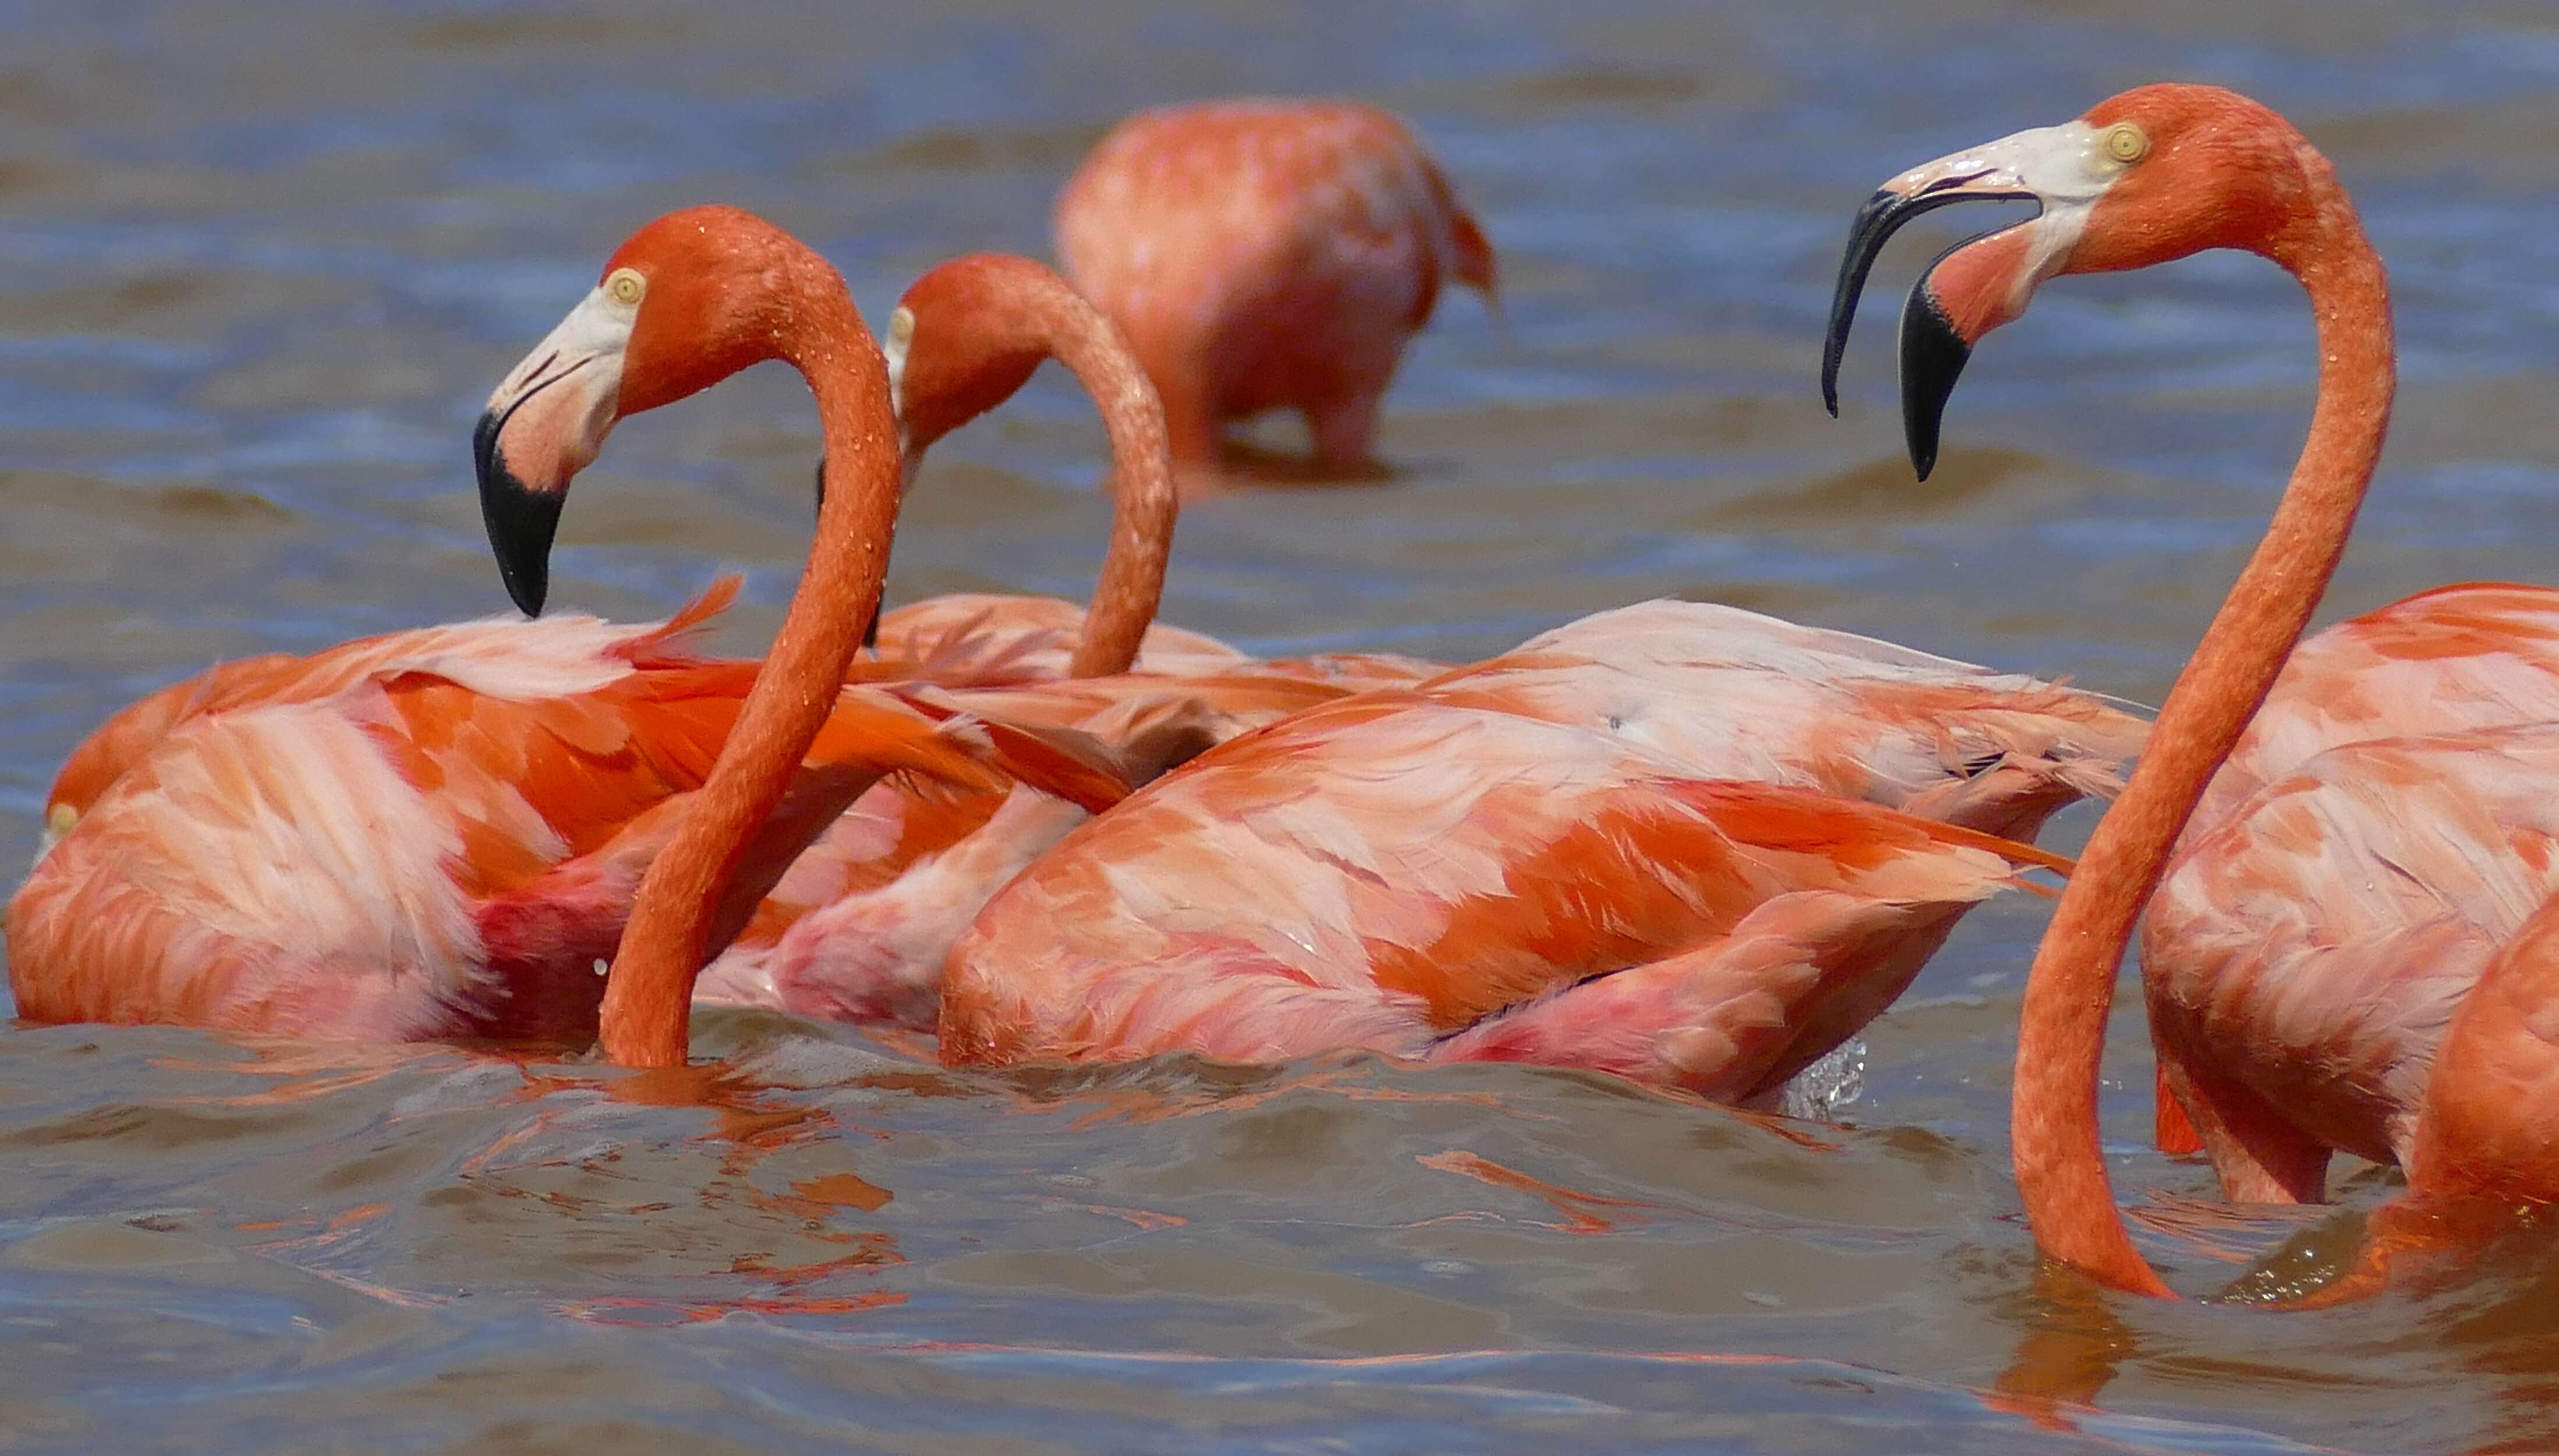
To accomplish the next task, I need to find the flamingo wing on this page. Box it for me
[870,593,1251,680]
[943,697,2059,1096]
[1419,598,2148,837]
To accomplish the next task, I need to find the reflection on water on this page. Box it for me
[3,0,2558,1450]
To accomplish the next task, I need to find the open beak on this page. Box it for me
[1820,121,2119,479]
[475,286,634,615]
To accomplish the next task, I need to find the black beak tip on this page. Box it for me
[1896,271,1971,487]
[1821,189,1912,424]
[473,409,564,618]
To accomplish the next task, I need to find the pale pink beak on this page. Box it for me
[475,285,637,615]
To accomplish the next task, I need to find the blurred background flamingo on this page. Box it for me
[1056,99,1496,483]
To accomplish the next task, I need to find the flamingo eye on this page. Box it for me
[2103,123,2150,165]
[606,268,647,306]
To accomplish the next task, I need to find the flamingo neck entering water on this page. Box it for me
[2018,202,2391,1297]
[889,253,1176,676]
[1821,84,2396,1295]
[601,349,900,1065]
[511,217,907,1069]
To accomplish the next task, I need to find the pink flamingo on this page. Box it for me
[929,613,2140,1080]
[8,578,1121,1037]
[541,210,2146,1082]
[1054,98,1496,478]
[1823,81,2559,1297]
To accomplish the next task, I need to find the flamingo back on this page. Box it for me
[2184,583,2559,842]
[1418,599,2147,837]
[1055,100,1489,441]
[2144,723,2559,1170]
[942,696,2059,1094]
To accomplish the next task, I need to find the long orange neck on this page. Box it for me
[912,257,1176,676]
[1040,278,1176,677]
[599,289,902,1069]
[2011,181,2395,1295]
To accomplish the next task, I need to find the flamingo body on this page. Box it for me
[873,593,1248,678]
[2143,584,2559,1202]
[8,585,1090,1041]
[1054,100,1494,470]
[942,601,2142,1092]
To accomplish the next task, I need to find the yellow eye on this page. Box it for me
[2104,122,2150,164]
[606,268,646,306]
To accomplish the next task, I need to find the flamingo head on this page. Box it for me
[476,205,843,615]
[881,253,1060,462]
[1820,83,2334,478]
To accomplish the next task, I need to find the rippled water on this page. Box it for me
[5,1,2559,1450]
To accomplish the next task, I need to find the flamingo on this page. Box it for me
[1821,80,2559,1298]
[545,212,2147,1081]
[928,613,2143,1081]
[6,578,1126,1037]
[1054,98,1496,479]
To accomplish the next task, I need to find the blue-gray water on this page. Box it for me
[4,1,2558,1451]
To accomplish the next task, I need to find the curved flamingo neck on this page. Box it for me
[599,275,901,1069]
[919,257,1176,676]
[1043,278,1176,676]
[2012,173,2394,1296]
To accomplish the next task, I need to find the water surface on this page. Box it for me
[5,1,2559,1450]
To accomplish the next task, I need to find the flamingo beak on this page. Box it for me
[475,286,636,615]
[878,304,923,491]
[1821,121,2121,478]
[883,304,913,424]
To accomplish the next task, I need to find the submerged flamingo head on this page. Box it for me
[1821,83,2350,477]
[37,697,178,862]
[475,205,848,614]
[881,254,1061,459]
[36,654,296,863]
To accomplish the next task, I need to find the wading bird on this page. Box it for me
[1055,99,1496,479]
[1825,80,2559,1298]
